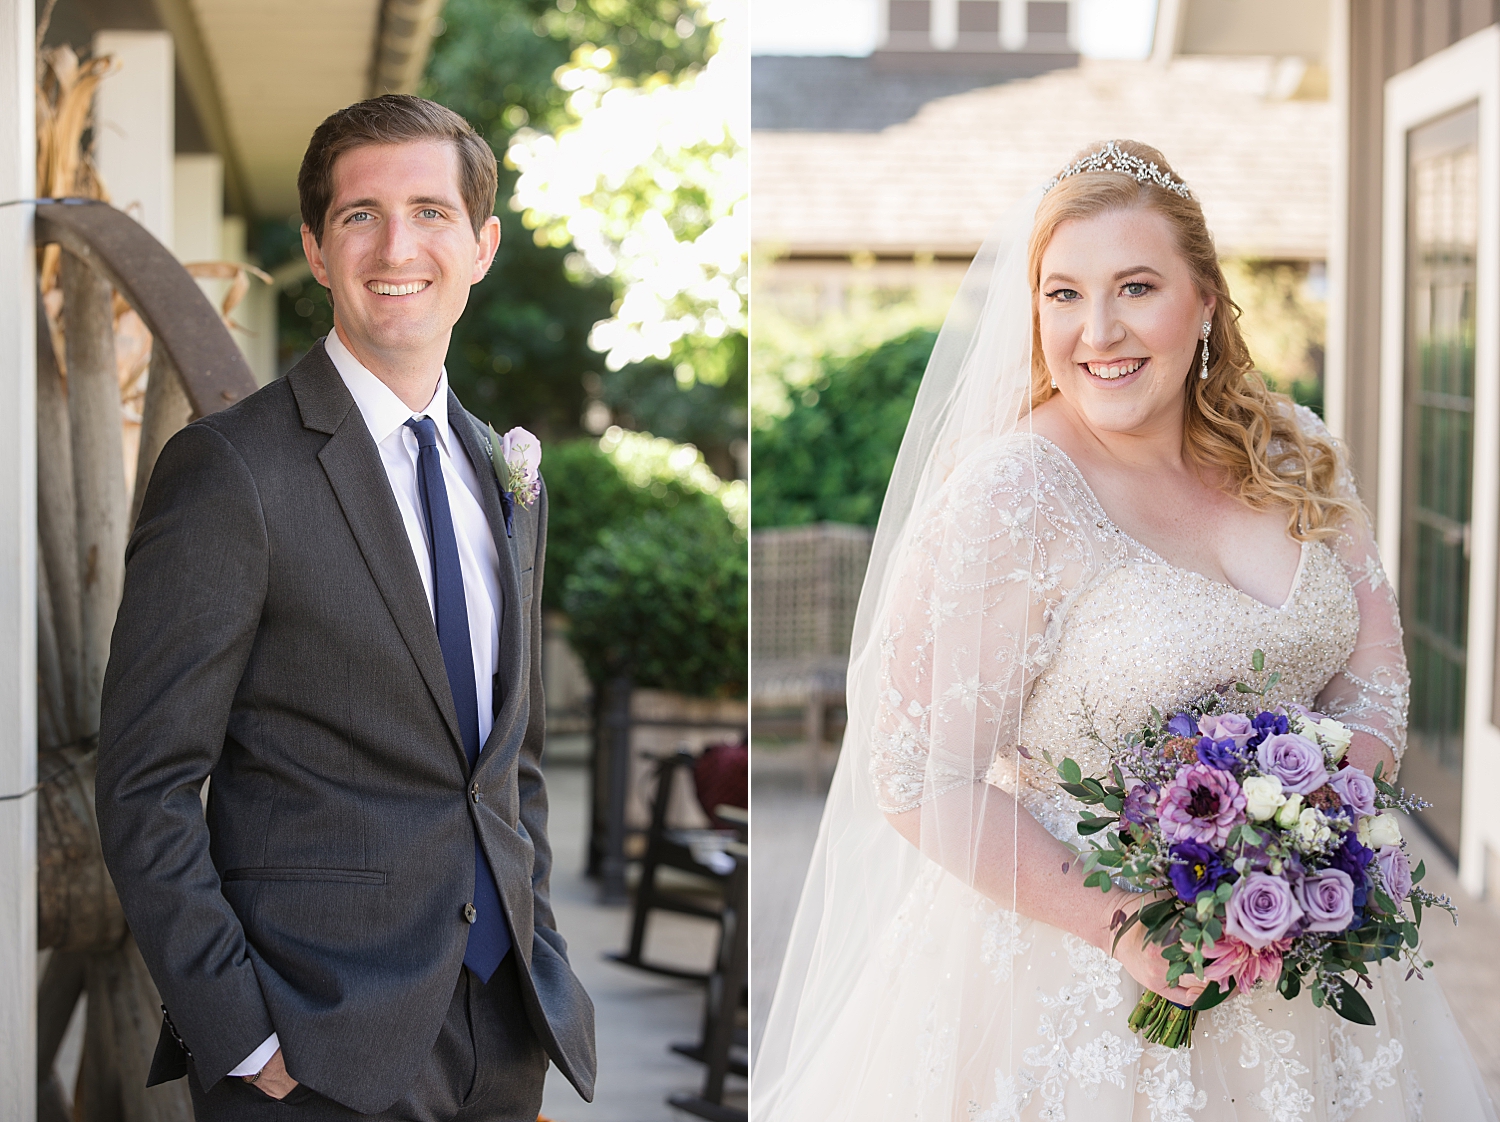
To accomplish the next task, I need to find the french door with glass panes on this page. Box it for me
[1399,105,1479,861]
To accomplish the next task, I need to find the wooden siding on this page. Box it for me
[1342,0,1499,503]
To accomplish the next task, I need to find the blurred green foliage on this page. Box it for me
[541,432,729,612]
[544,431,745,696]
[601,335,746,478]
[267,0,729,451]
[564,505,746,697]
[751,329,936,529]
[1221,258,1326,418]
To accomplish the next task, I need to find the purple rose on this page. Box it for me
[1199,713,1256,747]
[1158,764,1247,848]
[1168,840,1227,902]
[1295,868,1356,933]
[1248,711,1289,750]
[1226,872,1304,948]
[1375,845,1412,905]
[1166,713,1198,738]
[1327,767,1377,817]
[1121,783,1158,825]
[1195,737,1242,771]
[1328,832,1374,908]
[1258,733,1330,795]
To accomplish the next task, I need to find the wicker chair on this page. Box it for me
[750,523,874,788]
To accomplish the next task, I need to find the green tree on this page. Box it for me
[541,431,731,610]
[751,329,936,529]
[506,18,746,475]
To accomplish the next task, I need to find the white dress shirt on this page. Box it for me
[229,330,503,1077]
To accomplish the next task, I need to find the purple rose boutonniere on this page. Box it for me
[487,424,541,537]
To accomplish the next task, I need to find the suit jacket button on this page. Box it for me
[463,902,477,924]
[470,783,480,803]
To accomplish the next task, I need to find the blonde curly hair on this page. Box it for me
[1026,140,1360,540]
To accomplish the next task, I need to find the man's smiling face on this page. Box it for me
[302,139,500,370]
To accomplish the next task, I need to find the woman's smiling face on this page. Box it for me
[1037,205,1215,439]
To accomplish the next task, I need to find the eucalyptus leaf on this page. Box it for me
[1192,979,1236,1011]
[1140,899,1178,927]
[1334,978,1377,1026]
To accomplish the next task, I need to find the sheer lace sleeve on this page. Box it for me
[869,437,1116,812]
[1296,406,1411,772]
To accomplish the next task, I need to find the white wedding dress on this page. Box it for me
[763,417,1498,1122]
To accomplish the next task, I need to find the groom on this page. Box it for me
[96,95,595,1118]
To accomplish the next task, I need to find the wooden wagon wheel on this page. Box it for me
[33,200,258,1122]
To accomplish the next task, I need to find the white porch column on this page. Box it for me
[930,0,958,48]
[1000,0,1026,50]
[221,216,278,384]
[93,30,174,249]
[174,151,226,320]
[173,152,223,264]
[0,0,39,1116]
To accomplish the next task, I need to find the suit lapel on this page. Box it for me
[290,345,466,761]
[447,396,528,769]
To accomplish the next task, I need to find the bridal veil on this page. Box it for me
[752,185,1050,1115]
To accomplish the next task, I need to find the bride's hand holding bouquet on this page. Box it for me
[1054,652,1453,1050]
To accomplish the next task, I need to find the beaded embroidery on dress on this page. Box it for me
[762,412,1496,1122]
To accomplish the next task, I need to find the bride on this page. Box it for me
[751,141,1499,1121]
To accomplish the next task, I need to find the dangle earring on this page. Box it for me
[1051,374,1058,390]
[1199,321,1211,380]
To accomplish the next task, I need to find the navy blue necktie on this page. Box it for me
[405,416,511,983]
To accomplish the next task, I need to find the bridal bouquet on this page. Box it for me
[1050,651,1453,1049]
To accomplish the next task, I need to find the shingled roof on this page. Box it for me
[753,56,1332,260]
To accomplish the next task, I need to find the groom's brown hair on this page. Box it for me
[297,94,498,242]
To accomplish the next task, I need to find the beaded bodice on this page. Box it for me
[987,535,1359,845]
[870,416,1408,825]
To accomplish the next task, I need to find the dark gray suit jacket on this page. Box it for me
[96,340,595,1113]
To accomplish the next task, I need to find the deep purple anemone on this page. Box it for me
[1327,832,1374,909]
[1196,737,1241,772]
[1169,840,1228,902]
[1247,711,1289,751]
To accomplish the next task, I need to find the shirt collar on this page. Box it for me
[324,328,450,451]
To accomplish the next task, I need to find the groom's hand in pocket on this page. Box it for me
[244,1048,299,1100]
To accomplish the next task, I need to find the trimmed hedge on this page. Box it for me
[564,505,746,698]
[751,329,936,528]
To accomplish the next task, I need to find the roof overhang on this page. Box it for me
[43,0,443,219]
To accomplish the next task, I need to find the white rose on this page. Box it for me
[1275,793,1305,830]
[1359,811,1402,849]
[1242,775,1287,822]
[1296,806,1332,846]
[1316,718,1353,763]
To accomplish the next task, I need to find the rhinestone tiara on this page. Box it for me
[1043,141,1192,198]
